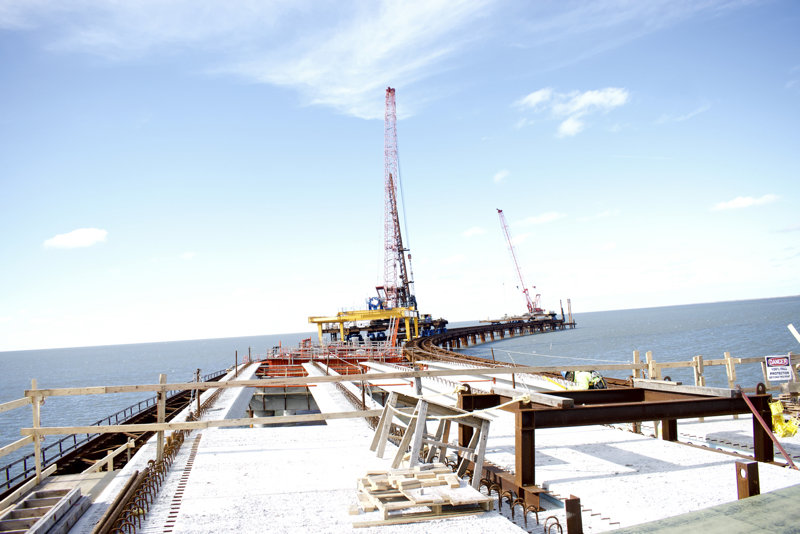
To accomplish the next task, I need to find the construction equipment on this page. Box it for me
[496,209,542,314]
[382,88,416,310]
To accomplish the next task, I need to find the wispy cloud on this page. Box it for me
[515,87,629,137]
[1,1,754,120]
[439,254,466,265]
[0,1,492,120]
[517,212,567,225]
[777,222,800,233]
[493,169,509,183]
[712,194,779,211]
[463,227,486,237]
[43,228,107,249]
[511,233,530,246]
[0,317,13,323]
[180,252,196,260]
[590,242,617,250]
[578,209,619,222]
[655,104,710,124]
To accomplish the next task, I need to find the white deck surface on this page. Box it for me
[70,362,800,533]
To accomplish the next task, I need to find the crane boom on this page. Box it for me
[383,87,416,309]
[497,209,541,314]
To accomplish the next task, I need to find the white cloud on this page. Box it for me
[180,252,196,260]
[515,88,552,110]
[493,169,509,182]
[0,1,750,121]
[655,105,710,124]
[590,242,617,250]
[516,87,629,137]
[557,116,585,137]
[517,212,567,225]
[463,227,486,237]
[43,228,107,249]
[510,233,530,246]
[0,317,13,323]
[712,194,779,211]
[0,1,491,120]
[777,222,800,233]
[578,209,619,222]
[439,254,465,265]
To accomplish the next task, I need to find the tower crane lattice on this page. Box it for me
[383,87,416,309]
[497,209,542,314]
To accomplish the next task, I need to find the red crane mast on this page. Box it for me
[382,88,415,309]
[497,209,542,314]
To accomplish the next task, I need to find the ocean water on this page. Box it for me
[455,296,800,388]
[1,296,798,478]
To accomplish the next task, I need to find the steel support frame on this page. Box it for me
[459,390,773,489]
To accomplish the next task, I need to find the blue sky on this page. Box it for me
[1,0,798,351]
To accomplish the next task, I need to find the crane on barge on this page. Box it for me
[497,208,543,315]
[309,88,440,344]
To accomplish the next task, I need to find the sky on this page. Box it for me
[1,0,798,351]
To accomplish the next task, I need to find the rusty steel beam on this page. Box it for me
[459,391,776,487]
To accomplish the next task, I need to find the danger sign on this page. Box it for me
[765,356,793,382]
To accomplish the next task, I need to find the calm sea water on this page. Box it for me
[1,296,799,473]
[455,296,800,387]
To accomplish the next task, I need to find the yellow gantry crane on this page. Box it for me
[308,307,419,344]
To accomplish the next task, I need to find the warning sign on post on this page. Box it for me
[765,356,793,382]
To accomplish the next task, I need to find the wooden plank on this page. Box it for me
[23,363,653,397]
[653,361,696,369]
[353,509,484,528]
[471,419,490,490]
[420,438,473,454]
[0,436,34,459]
[491,386,574,408]
[635,378,683,385]
[391,406,418,469]
[407,401,429,468]
[0,397,31,414]
[632,379,739,398]
[21,409,385,436]
[0,464,57,511]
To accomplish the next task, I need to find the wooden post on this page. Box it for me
[156,374,166,463]
[760,360,773,391]
[789,352,798,382]
[631,351,642,432]
[31,379,42,483]
[361,381,366,409]
[491,348,496,363]
[725,352,739,419]
[645,352,659,435]
[694,356,705,421]
[248,346,251,364]
[565,495,583,534]
[512,373,516,389]
[235,351,238,377]
[127,438,133,462]
[196,369,201,413]
[106,449,114,471]
[736,461,759,499]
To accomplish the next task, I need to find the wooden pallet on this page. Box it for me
[355,471,492,526]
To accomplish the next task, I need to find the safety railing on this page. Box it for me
[1,368,229,493]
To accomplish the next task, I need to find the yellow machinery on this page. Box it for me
[308,307,419,344]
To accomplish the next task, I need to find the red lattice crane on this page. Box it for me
[382,87,416,309]
[497,209,542,314]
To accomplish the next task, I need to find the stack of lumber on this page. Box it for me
[352,462,493,527]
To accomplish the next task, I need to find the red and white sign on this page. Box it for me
[765,356,792,382]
